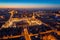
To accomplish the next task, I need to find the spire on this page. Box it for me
[32,12,35,19]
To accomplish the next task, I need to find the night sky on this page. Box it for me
[0,0,60,4]
[0,0,60,8]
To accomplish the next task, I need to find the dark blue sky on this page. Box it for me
[0,0,60,4]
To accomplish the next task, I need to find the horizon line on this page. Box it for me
[0,3,60,8]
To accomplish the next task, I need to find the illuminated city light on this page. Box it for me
[0,9,60,40]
